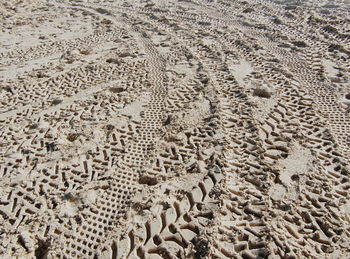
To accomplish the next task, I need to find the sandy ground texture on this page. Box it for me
[1,0,350,258]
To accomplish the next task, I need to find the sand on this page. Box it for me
[0,0,350,258]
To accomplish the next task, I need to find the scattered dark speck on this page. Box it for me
[51,99,62,105]
[191,237,210,259]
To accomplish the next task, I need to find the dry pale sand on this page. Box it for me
[0,0,350,258]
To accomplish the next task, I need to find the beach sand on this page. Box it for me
[0,0,349,258]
